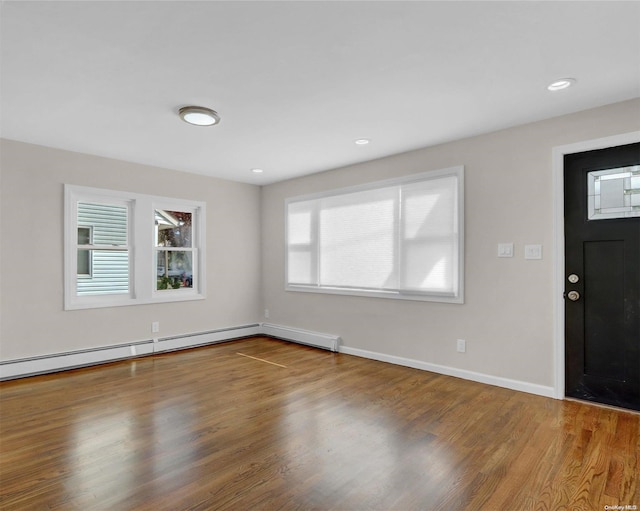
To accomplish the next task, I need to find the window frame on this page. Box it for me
[64,185,206,310]
[152,202,199,298]
[284,166,464,304]
[76,226,93,277]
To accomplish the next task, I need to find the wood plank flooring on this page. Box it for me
[1,337,638,510]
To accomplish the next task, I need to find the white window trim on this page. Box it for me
[64,185,206,310]
[284,166,464,304]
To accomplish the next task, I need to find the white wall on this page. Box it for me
[0,139,262,360]
[260,98,640,389]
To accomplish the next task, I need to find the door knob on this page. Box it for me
[566,290,580,301]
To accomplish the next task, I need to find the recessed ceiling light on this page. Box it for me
[179,106,221,126]
[354,138,370,145]
[547,78,576,91]
[251,168,264,174]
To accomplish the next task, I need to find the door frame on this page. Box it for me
[552,130,640,400]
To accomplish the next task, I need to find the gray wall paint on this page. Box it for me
[1,98,639,391]
[0,140,262,360]
[260,99,640,388]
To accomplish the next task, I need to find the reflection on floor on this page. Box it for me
[1,337,638,510]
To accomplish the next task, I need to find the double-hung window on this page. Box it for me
[285,166,464,303]
[65,185,206,310]
[76,200,131,296]
[154,207,196,291]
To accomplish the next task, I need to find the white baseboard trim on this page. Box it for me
[1,323,553,400]
[0,324,262,381]
[339,345,556,399]
[260,323,341,352]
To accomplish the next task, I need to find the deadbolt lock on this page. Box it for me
[567,290,580,302]
[568,274,580,284]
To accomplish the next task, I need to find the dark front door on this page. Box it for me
[564,142,640,411]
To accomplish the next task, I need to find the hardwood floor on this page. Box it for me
[1,337,638,510]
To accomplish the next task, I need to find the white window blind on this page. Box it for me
[400,176,459,295]
[285,167,463,303]
[319,186,397,290]
[287,201,316,285]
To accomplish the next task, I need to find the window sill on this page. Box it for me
[285,284,463,304]
[64,292,206,311]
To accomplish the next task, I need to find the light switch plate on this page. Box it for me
[498,243,514,258]
[524,244,543,260]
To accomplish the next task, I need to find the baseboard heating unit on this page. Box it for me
[261,323,341,352]
[0,323,340,380]
[155,324,262,354]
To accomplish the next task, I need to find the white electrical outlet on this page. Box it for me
[264,309,270,319]
[456,339,466,353]
[151,321,160,333]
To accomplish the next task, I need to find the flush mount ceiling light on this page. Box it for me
[547,78,576,91]
[354,138,370,145]
[179,106,220,126]
[251,168,264,174]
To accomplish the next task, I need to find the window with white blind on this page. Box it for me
[286,167,464,303]
[65,185,206,310]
